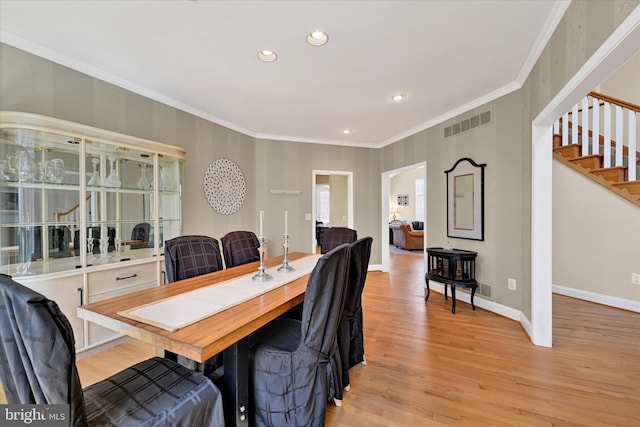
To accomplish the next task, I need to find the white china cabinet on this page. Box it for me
[0,111,184,350]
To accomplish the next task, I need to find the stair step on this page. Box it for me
[612,180,640,196]
[590,166,627,183]
[553,144,581,159]
[569,154,603,170]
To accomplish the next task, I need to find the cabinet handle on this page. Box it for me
[77,287,83,306]
[116,273,138,281]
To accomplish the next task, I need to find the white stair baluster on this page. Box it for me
[592,97,600,155]
[562,112,569,147]
[581,97,590,156]
[603,102,611,168]
[628,111,637,181]
[572,103,579,148]
[615,105,624,167]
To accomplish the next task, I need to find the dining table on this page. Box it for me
[77,252,318,427]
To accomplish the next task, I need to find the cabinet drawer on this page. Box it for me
[87,263,157,297]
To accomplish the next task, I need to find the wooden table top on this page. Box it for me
[78,252,313,362]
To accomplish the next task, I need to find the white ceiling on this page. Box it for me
[0,0,568,148]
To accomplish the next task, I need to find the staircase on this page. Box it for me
[553,91,640,207]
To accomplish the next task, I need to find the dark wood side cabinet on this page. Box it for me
[425,247,477,313]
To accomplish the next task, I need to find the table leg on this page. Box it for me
[471,285,477,310]
[223,339,249,426]
[444,283,448,300]
[450,285,456,313]
[424,275,430,302]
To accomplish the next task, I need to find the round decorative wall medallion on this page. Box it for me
[203,158,246,215]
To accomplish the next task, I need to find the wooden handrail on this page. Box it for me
[590,91,640,114]
[55,194,91,222]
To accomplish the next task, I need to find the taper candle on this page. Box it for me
[259,210,264,237]
[284,210,288,234]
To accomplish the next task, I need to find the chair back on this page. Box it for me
[320,227,357,254]
[164,235,224,282]
[301,244,351,355]
[221,231,260,268]
[344,237,373,319]
[0,274,87,426]
[131,222,151,248]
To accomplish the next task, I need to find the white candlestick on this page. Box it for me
[284,210,288,234]
[259,210,264,237]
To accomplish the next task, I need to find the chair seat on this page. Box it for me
[84,357,223,427]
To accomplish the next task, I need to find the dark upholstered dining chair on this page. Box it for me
[221,230,260,268]
[163,235,225,373]
[164,235,224,283]
[338,236,373,392]
[130,222,151,249]
[0,273,225,427]
[248,244,351,427]
[320,227,357,254]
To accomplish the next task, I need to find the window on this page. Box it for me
[316,185,330,224]
[415,178,424,221]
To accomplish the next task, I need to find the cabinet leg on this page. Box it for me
[451,286,456,313]
[424,275,430,302]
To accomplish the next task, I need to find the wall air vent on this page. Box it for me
[444,109,492,139]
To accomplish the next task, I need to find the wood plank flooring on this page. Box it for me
[4,253,639,426]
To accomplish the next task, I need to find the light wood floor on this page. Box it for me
[7,253,640,425]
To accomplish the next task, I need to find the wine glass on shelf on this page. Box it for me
[105,155,121,187]
[88,157,101,186]
[46,158,65,184]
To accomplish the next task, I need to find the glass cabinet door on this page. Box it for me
[158,157,183,253]
[1,113,184,279]
[0,127,81,276]
[84,142,156,266]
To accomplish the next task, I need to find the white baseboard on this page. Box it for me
[368,264,382,271]
[426,281,522,321]
[553,284,640,313]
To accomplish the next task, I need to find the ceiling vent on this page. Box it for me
[444,109,492,138]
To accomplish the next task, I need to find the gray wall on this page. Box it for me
[1,0,637,319]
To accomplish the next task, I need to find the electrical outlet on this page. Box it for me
[508,278,517,291]
[305,213,311,221]
[632,273,640,285]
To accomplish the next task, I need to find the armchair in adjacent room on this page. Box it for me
[390,222,424,250]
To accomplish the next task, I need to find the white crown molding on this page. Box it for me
[379,81,521,148]
[516,0,572,85]
[0,29,258,139]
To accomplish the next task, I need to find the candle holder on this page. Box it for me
[252,236,272,282]
[278,234,295,272]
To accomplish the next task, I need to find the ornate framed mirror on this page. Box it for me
[445,158,486,240]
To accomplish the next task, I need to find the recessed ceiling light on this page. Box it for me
[257,50,277,62]
[342,129,351,135]
[392,93,406,102]
[307,30,329,46]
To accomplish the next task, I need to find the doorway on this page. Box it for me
[311,170,353,253]
[381,162,427,272]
